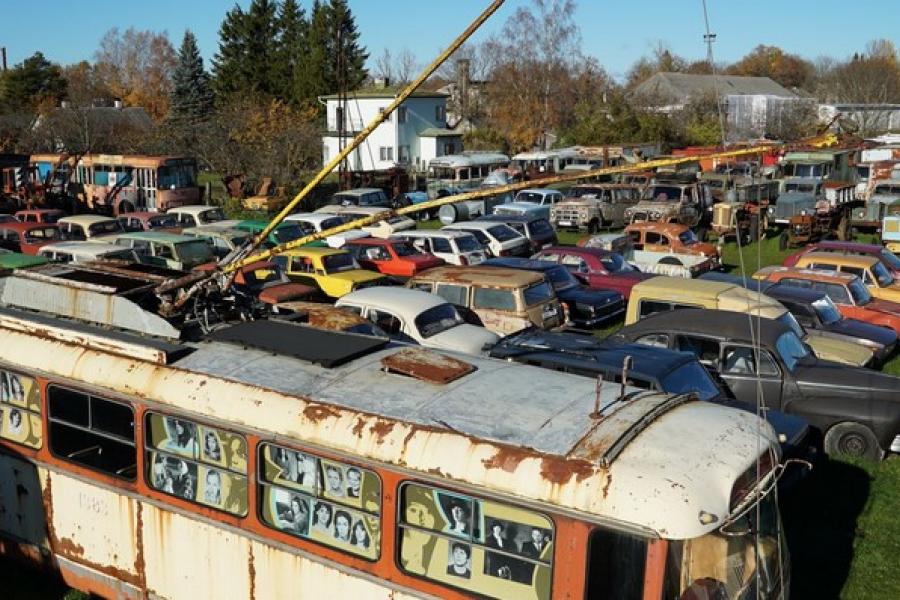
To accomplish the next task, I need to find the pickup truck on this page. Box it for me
[624,180,713,232]
[550,183,641,232]
[581,232,717,278]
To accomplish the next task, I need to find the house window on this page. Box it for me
[445,143,456,155]
[435,105,446,123]
[398,106,408,123]
[334,107,343,131]
[379,147,394,161]
[379,106,390,122]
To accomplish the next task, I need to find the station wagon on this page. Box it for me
[112,231,215,270]
[0,222,61,255]
[274,247,390,299]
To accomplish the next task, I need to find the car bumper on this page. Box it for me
[570,305,626,328]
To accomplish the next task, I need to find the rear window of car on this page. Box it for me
[487,224,520,242]
[527,219,554,237]
[473,287,516,311]
[523,281,554,306]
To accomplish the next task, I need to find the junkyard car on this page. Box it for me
[407,265,564,335]
[14,208,66,223]
[392,230,486,266]
[473,214,557,253]
[330,187,392,208]
[784,240,900,279]
[314,205,415,238]
[274,247,389,299]
[112,231,216,271]
[117,211,179,232]
[57,215,124,242]
[551,183,641,231]
[181,224,252,259]
[495,188,564,220]
[624,221,720,268]
[624,180,713,230]
[234,219,307,248]
[343,237,445,278]
[0,222,62,255]
[336,287,499,355]
[231,260,317,307]
[38,241,140,264]
[614,308,900,461]
[532,245,653,299]
[167,205,239,229]
[793,252,900,303]
[482,257,625,328]
[442,221,530,257]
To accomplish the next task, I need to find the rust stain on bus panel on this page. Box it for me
[141,502,252,600]
[380,347,474,384]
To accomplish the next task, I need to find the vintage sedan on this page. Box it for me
[57,215,124,242]
[783,240,900,279]
[343,237,445,279]
[793,252,900,304]
[532,246,656,299]
[0,222,61,255]
[274,247,390,299]
[482,257,625,328]
[14,208,66,223]
[756,266,900,336]
[231,260,316,307]
[117,211,180,232]
[613,308,900,461]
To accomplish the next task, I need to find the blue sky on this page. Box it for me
[1,1,897,81]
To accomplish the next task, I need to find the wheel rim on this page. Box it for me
[839,432,868,456]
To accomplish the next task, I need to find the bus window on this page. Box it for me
[48,385,136,480]
[0,369,42,449]
[585,527,647,600]
[257,442,381,560]
[144,412,248,516]
[398,482,554,600]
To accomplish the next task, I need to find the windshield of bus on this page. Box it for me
[849,278,872,305]
[664,492,786,600]
[662,361,721,401]
[812,296,842,325]
[429,166,456,180]
[415,303,465,338]
[148,214,178,229]
[523,281,555,306]
[871,261,894,287]
[648,186,683,202]
[454,234,481,253]
[599,252,635,273]
[544,265,579,291]
[89,220,124,236]
[775,331,810,371]
[158,162,197,189]
[174,240,214,265]
[323,253,359,272]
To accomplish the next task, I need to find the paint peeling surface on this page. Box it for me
[380,347,474,384]
[0,323,778,540]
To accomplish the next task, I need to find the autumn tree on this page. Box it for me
[727,45,814,90]
[62,61,112,107]
[0,52,68,113]
[94,28,177,120]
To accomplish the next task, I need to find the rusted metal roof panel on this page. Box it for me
[380,347,474,384]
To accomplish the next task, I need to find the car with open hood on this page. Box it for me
[613,308,900,461]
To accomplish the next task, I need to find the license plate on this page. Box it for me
[558,221,573,227]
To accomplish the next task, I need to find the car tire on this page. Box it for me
[658,256,683,266]
[749,214,760,242]
[823,422,884,461]
[778,231,789,251]
[588,219,599,234]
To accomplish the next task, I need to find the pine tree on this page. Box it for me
[170,30,214,124]
[275,0,309,105]
[212,0,279,100]
[328,0,368,91]
[295,0,332,103]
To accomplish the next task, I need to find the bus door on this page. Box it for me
[135,167,156,210]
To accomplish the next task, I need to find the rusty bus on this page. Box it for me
[0,264,788,600]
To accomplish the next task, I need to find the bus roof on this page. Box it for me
[0,302,777,540]
[427,153,509,168]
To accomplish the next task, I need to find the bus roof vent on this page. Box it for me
[205,320,388,368]
[380,347,475,384]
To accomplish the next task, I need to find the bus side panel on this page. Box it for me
[0,451,48,549]
[44,469,141,585]
[141,502,252,600]
[250,539,425,600]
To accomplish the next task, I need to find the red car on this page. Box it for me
[118,211,180,232]
[532,246,653,299]
[343,237,445,278]
[0,222,61,255]
[14,208,66,224]
[784,241,900,279]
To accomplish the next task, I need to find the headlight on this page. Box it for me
[767,207,774,214]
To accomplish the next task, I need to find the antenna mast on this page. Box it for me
[701,0,727,146]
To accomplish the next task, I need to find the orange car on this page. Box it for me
[624,221,720,267]
[755,266,900,336]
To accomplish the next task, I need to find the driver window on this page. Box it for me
[290,256,313,273]
[674,335,720,366]
[560,255,588,273]
[154,243,174,260]
[432,238,452,253]
[723,346,779,377]
[369,309,403,336]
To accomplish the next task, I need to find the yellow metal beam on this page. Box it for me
[224,144,776,272]
[223,0,506,269]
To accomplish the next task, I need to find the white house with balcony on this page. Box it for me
[320,88,462,173]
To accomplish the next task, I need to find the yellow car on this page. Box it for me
[794,252,900,304]
[276,247,389,299]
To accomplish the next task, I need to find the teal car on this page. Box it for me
[234,220,307,248]
[111,231,215,271]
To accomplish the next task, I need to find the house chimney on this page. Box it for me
[1,48,6,72]
[456,58,470,103]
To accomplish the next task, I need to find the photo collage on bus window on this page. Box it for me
[399,482,553,600]
[144,412,249,516]
[0,369,42,449]
[258,442,381,560]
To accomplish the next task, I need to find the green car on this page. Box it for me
[0,249,49,269]
[110,231,215,271]
[234,220,308,248]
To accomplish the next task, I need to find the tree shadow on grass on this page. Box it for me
[780,456,872,599]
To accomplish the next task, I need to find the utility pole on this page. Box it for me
[1,47,7,72]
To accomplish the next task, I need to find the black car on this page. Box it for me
[474,214,558,253]
[613,308,900,461]
[482,257,625,328]
[700,271,897,363]
[488,328,814,462]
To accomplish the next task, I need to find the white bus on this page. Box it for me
[426,152,510,199]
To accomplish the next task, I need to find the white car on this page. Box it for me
[56,215,125,242]
[166,205,240,229]
[336,287,499,355]
[441,221,529,257]
[285,212,346,234]
[38,241,139,263]
[314,205,415,238]
[390,230,486,266]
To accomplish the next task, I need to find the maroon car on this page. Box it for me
[118,211,181,232]
[784,241,900,279]
[343,237,445,278]
[532,246,653,299]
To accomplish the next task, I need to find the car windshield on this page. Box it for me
[392,242,420,257]
[323,253,358,272]
[199,209,226,223]
[273,224,304,244]
[775,331,810,372]
[812,296,842,325]
[454,235,481,252]
[487,224,520,242]
[88,220,124,236]
[174,240,214,265]
[661,361,721,401]
[542,265,579,290]
[523,281,555,306]
[24,227,60,242]
[776,311,807,339]
[145,215,175,229]
[849,278,872,305]
[880,249,900,271]
[567,186,607,199]
[648,186,683,201]
[415,303,465,338]
[515,192,546,203]
[871,261,894,287]
[677,229,698,245]
[599,252,634,272]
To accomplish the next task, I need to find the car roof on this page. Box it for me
[482,257,560,272]
[759,266,858,284]
[115,231,200,243]
[625,221,689,234]
[764,284,828,304]
[410,265,544,287]
[334,188,383,196]
[516,188,556,195]
[698,271,766,292]
[797,251,879,268]
[286,212,339,222]
[812,241,883,253]
[634,276,734,297]
[338,287,447,316]
[118,211,160,219]
[57,215,117,226]
[396,229,474,240]
[168,205,221,215]
[443,222,514,232]
[182,225,248,236]
[39,241,131,255]
[475,214,538,224]
[620,308,789,346]
[540,245,612,258]
[344,237,392,246]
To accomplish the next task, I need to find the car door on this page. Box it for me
[718,344,784,410]
[366,308,415,343]
[286,255,320,291]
